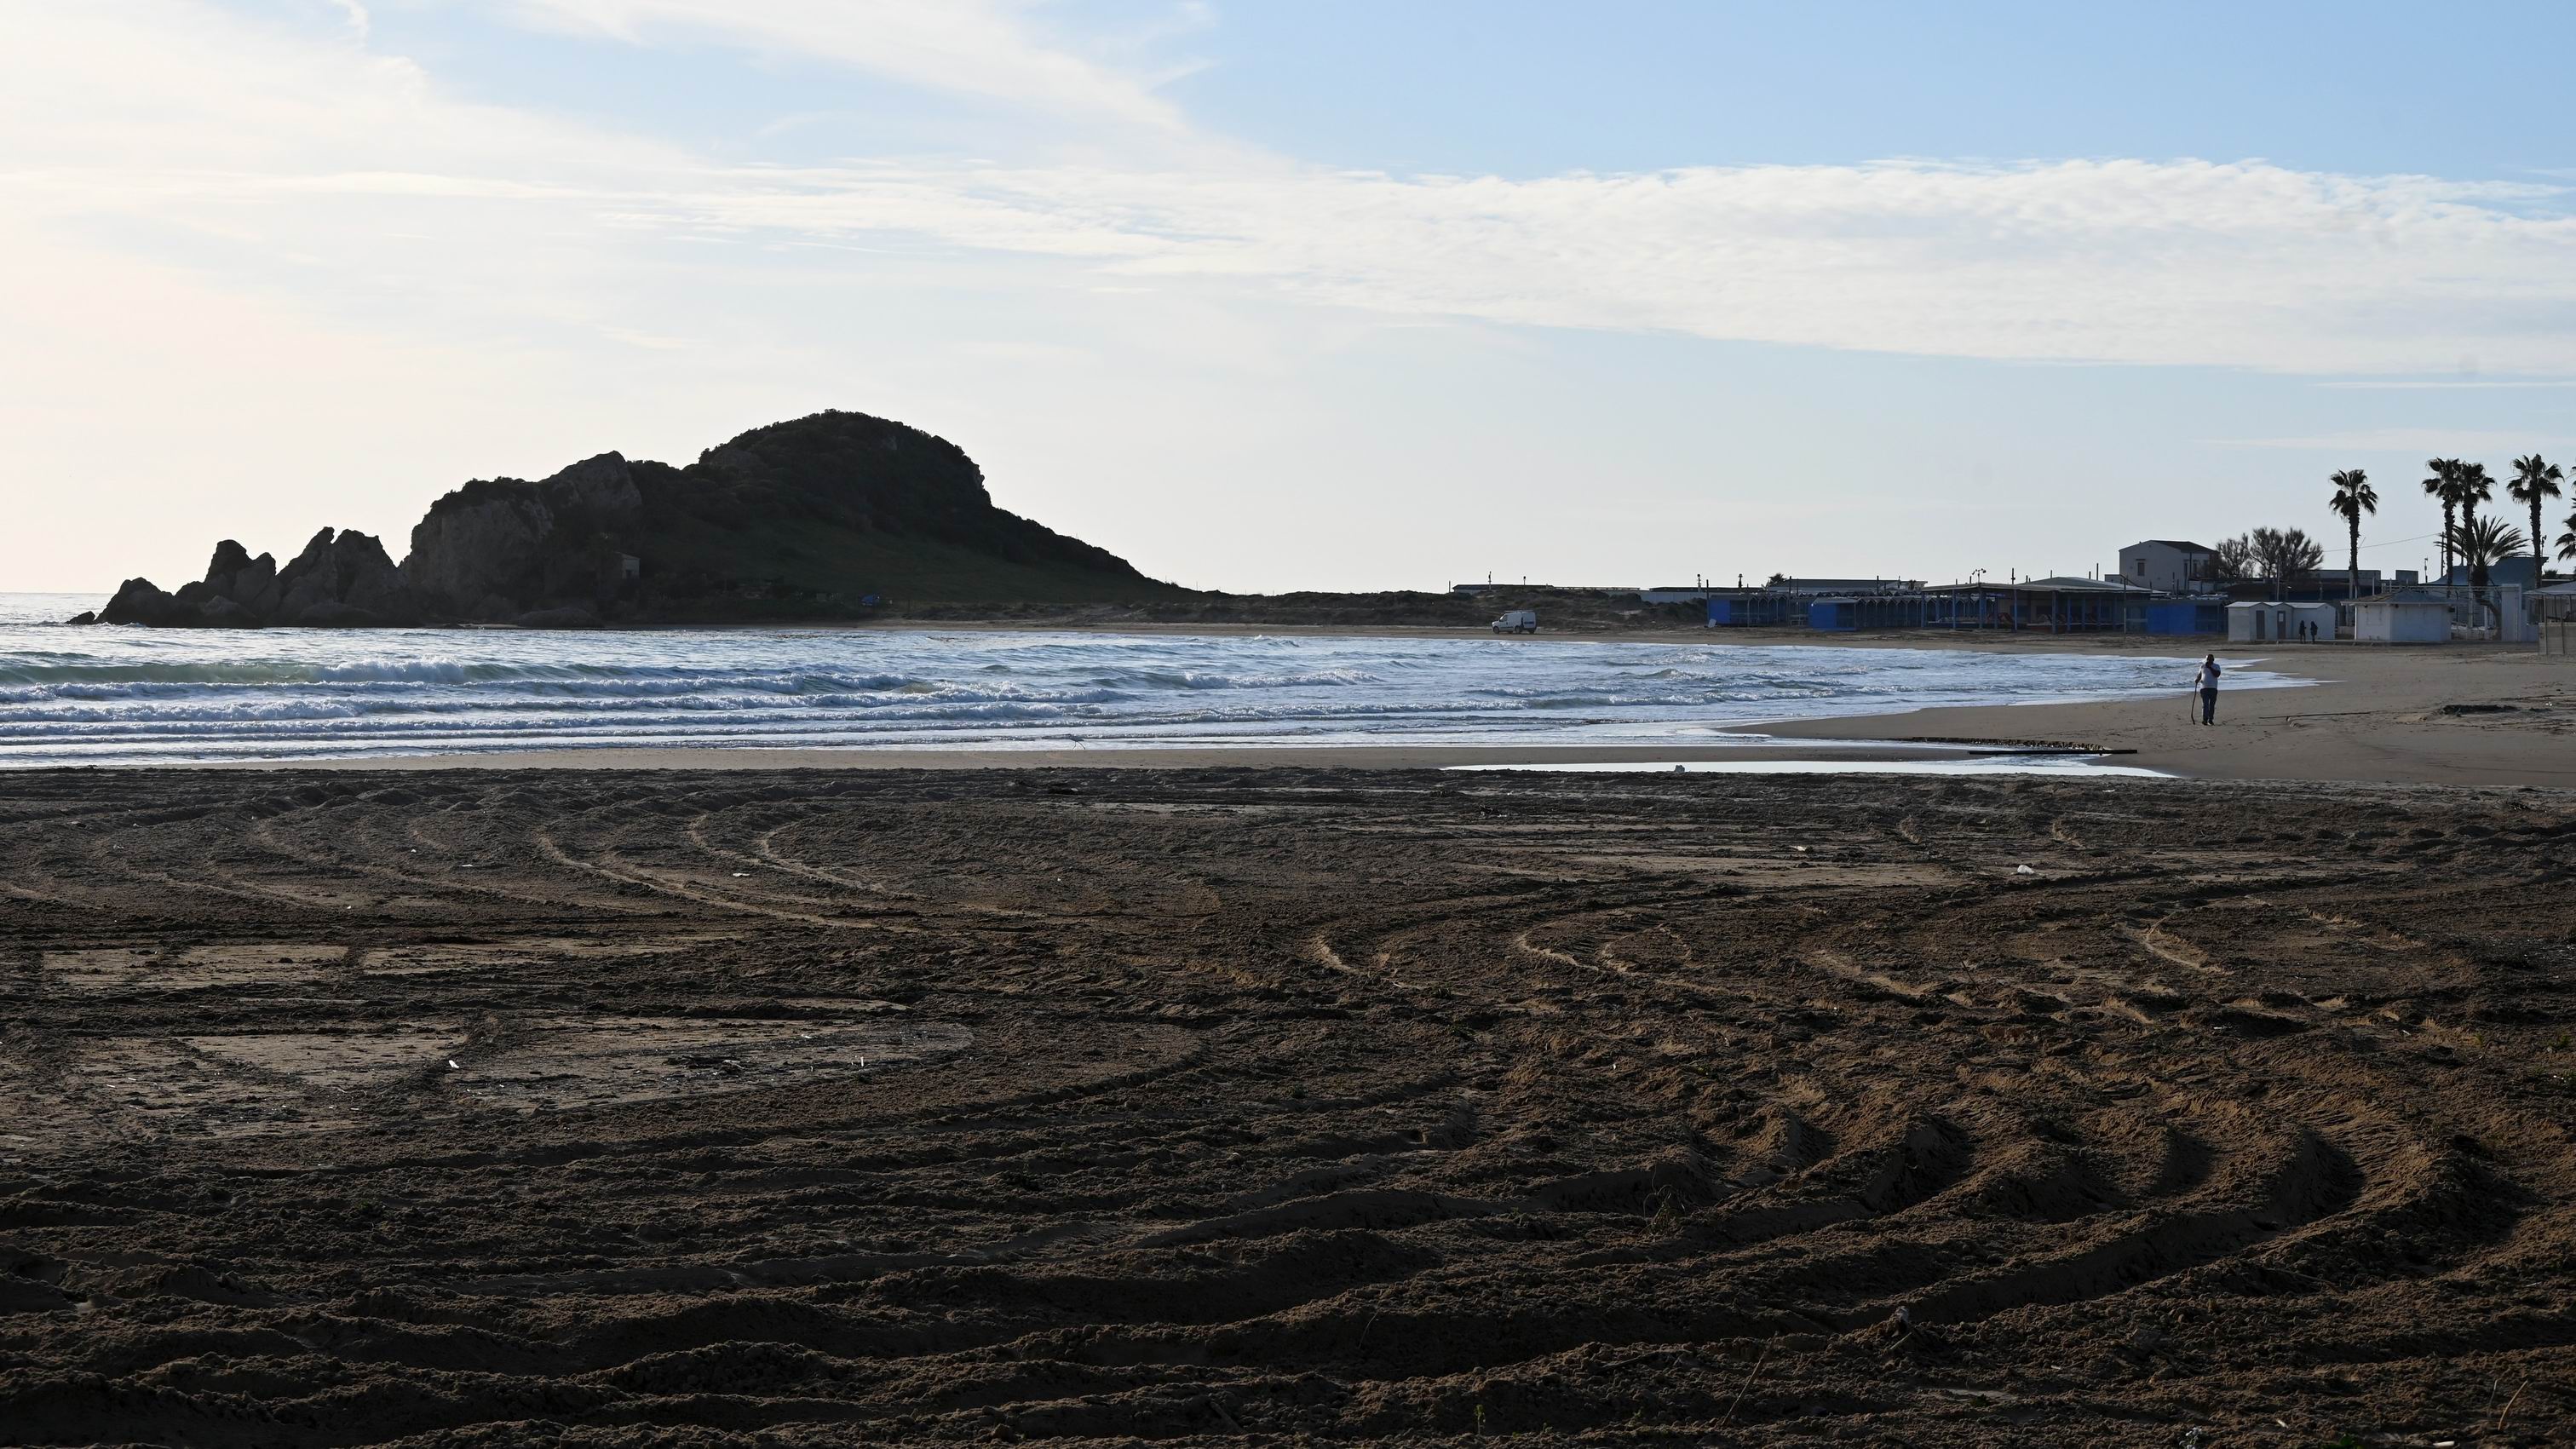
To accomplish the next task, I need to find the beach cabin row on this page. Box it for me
[1713,578,2214,634]
[2226,601,2336,642]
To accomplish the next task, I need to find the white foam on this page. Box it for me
[0,602,2296,768]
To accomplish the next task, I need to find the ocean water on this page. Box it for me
[0,594,2280,767]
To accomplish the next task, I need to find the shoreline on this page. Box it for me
[12,605,2294,654]
[196,739,2058,774]
[190,637,2574,788]
[13,622,2569,787]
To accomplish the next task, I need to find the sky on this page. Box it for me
[6,1,2576,595]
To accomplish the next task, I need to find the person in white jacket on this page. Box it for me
[2193,654,2222,726]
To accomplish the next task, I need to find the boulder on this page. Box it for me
[268,528,342,625]
[331,531,418,625]
[210,527,420,628]
[194,595,261,629]
[100,578,183,626]
[206,539,254,586]
[213,543,279,613]
[63,611,96,625]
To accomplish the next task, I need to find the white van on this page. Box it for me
[1491,609,1538,634]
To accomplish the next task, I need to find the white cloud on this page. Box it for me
[9,0,2576,590]
[2213,428,2576,453]
[648,158,2576,376]
[15,5,2576,381]
[491,0,1191,130]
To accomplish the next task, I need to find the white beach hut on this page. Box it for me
[2352,591,2452,644]
[2226,601,2337,642]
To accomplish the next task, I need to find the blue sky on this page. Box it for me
[7,1,2574,593]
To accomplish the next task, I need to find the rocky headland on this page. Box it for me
[83,411,1175,628]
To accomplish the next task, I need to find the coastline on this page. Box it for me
[232,638,2572,787]
[23,618,2570,787]
[217,739,2034,773]
[1737,639,2576,787]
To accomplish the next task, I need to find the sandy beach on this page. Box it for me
[3,761,2572,1445]
[1757,639,2576,788]
[8,635,2576,1446]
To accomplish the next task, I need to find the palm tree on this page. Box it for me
[2423,458,2459,578]
[2456,461,2495,539]
[2449,515,2529,629]
[2510,454,2563,582]
[2327,469,2375,600]
[2557,503,2576,565]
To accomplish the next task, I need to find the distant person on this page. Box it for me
[2194,653,2222,725]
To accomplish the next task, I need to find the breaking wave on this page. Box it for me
[0,601,2283,766]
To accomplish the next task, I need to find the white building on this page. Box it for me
[2353,592,2452,644]
[2226,601,2336,642]
[2116,540,2217,594]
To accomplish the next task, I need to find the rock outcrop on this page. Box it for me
[100,578,186,627]
[89,409,1176,627]
[405,453,643,623]
[95,530,418,629]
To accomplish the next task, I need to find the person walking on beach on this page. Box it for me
[2194,653,2222,725]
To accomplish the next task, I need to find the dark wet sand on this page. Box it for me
[3,765,2573,1445]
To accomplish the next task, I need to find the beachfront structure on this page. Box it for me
[2540,585,2576,655]
[2144,600,2228,635]
[2116,540,2217,594]
[2226,601,2337,642]
[2529,581,2576,624]
[1695,567,2550,641]
[2445,558,2542,589]
[1763,578,1926,595]
[1803,594,1970,630]
[1958,577,2152,632]
[2311,566,2407,595]
[1711,576,2167,633]
[2352,592,2453,644]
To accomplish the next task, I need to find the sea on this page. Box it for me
[0,593,2274,768]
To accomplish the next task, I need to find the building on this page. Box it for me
[1916,577,2151,632]
[2143,600,2227,635]
[2116,540,2217,594]
[2310,566,2406,596]
[2529,581,2576,624]
[2226,600,2336,642]
[1760,578,1926,596]
[2352,592,2452,644]
[2443,557,2542,589]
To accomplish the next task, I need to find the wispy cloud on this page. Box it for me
[2318,378,2576,390]
[2211,428,2576,452]
[639,158,2576,375]
[14,5,2576,378]
[492,0,1193,130]
[10,0,2576,590]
